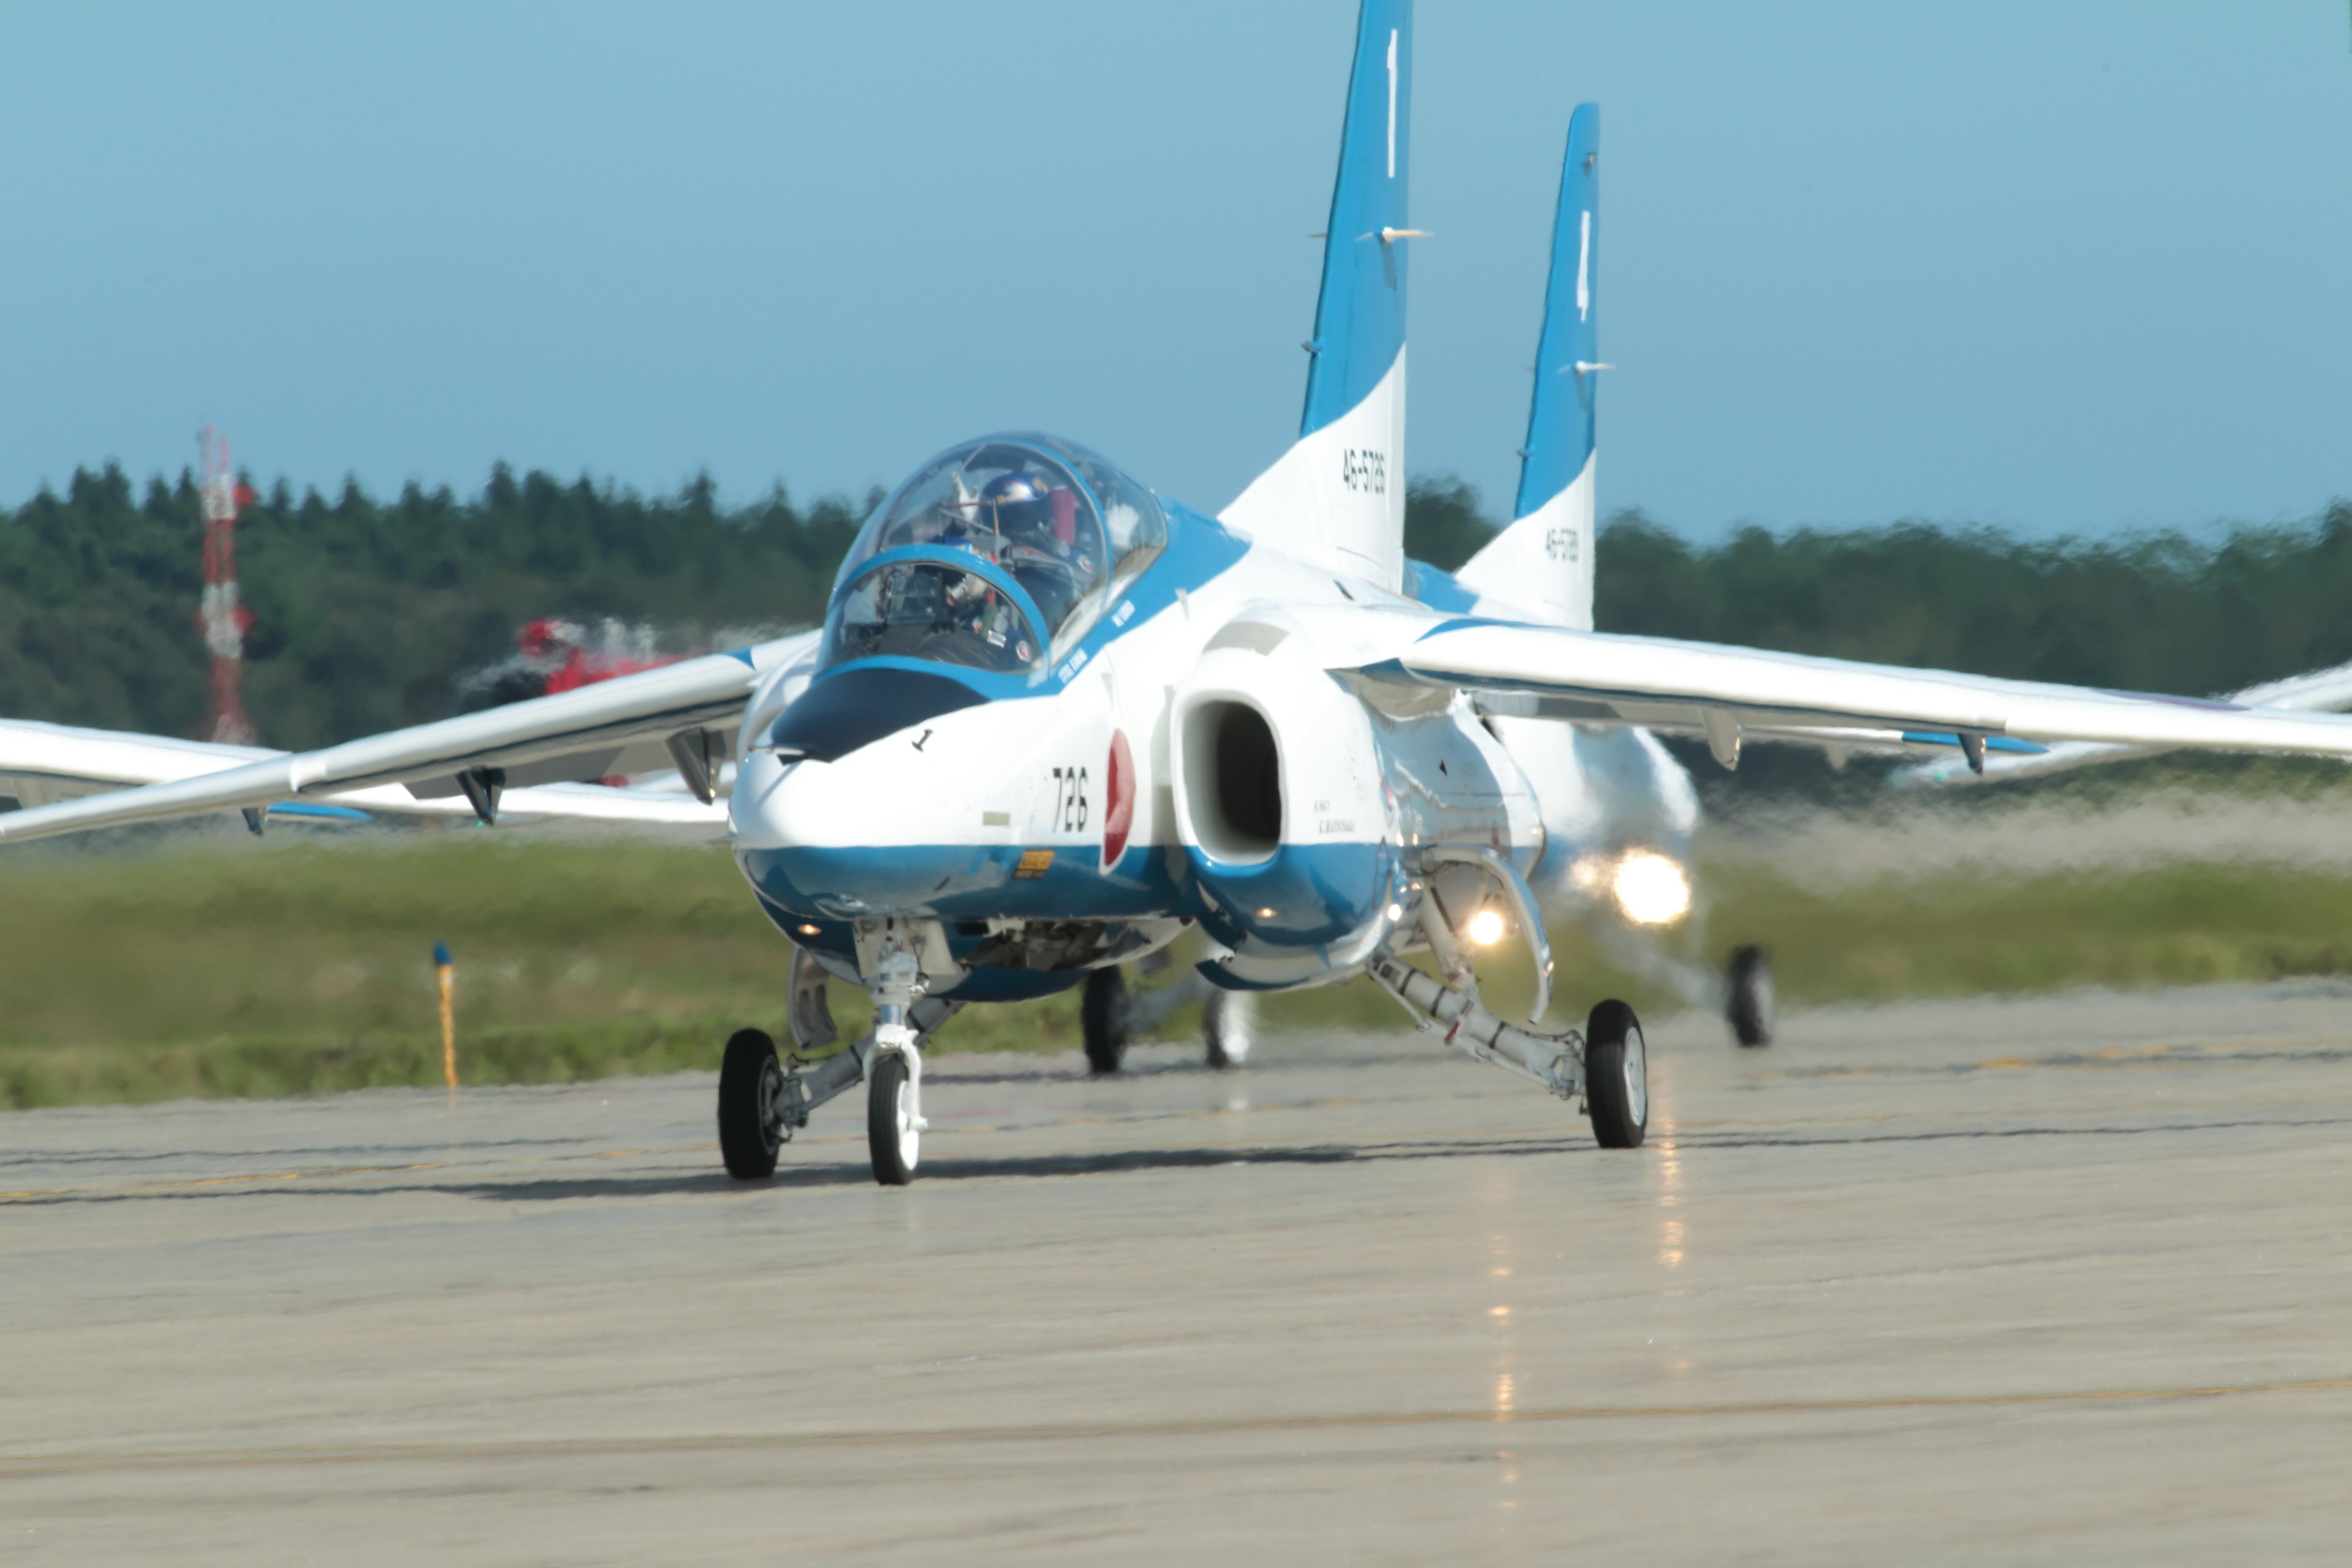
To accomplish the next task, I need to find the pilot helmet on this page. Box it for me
[979,470,1057,545]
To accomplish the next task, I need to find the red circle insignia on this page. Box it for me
[1102,729,1136,870]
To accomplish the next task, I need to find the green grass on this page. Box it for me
[5,823,2351,1109]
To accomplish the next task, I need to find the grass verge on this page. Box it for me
[6,823,2352,1109]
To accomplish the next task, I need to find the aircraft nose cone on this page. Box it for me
[767,666,986,763]
[730,746,989,917]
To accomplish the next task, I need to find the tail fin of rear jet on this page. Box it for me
[1219,0,1412,591]
[1457,104,1600,630]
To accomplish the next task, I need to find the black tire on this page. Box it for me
[1081,967,1132,1076]
[867,1052,919,1186]
[717,1027,783,1180]
[1727,944,1775,1048]
[1585,999,1648,1150]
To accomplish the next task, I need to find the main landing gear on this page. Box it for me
[1725,944,1775,1048]
[1080,968,1131,1076]
[1368,954,1646,1150]
[1201,989,1252,1069]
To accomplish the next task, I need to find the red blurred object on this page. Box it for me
[194,426,257,744]
[514,618,678,696]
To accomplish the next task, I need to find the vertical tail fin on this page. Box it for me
[1219,0,1413,590]
[1457,103,1600,630]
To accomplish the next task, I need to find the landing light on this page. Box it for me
[1613,852,1693,927]
[1256,907,1278,919]
[1385,902,1404,922]
[1466,908,1507,947]
[797,923,821,937]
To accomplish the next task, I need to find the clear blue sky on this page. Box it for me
[6,2,2350,541]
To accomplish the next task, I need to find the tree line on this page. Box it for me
[4,464,2349,753]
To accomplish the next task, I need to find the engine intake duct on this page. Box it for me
[1182,698,1281,863]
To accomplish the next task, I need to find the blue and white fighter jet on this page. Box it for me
[15,0,2352,1184]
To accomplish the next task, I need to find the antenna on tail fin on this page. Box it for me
[1457,103,1602,630]
[1219,0,1413,590]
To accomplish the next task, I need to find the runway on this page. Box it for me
[7,984,2352,1564]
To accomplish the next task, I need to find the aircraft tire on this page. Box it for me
[1081,968,1132,1076]
[1585,1000,1648,1150]
[1726,944,1776,1048]
[868,1052,919,1186]
[1203,989,1252,1070]
[717,1028,783,1180]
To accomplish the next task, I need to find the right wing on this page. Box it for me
[0,718,726,827]
[0,633,817,844]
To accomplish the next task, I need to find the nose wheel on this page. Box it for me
[868,1051,922,1185]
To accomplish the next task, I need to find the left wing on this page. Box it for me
[1381,617,2352,767]
[1891,655,2352,786]
[0,633,816,844]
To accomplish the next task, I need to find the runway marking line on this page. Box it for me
[0,1161,450,1203]
[0,1144,714,1204]
[6,1376,2351,1475]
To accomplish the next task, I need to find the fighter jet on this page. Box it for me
[13,0,2352,1185]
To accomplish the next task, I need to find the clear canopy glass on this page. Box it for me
[839,435,1167,652]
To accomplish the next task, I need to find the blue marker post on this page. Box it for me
[434,941,456,1104]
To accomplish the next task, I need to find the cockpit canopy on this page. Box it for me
[823,434,1167,677]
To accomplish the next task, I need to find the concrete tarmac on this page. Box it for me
[7,984,2352,1564]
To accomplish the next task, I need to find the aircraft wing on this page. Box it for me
[0,634,814,843]
[0,715,732,829]
[1389,619,2352,766]
[1890,655,2352,786]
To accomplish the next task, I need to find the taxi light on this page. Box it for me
[1466,908,1506,946]
[796,923,821,937]
[1612,851,1692,927]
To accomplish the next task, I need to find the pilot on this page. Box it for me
[978,471,1087,631]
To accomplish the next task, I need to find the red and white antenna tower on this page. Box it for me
[196,425,258,745]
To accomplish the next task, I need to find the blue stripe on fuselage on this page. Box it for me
[737,842,1181,924]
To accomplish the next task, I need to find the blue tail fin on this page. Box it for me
[1302,0,1412,440]
[1457,103,1601,629]
[1221,0,1413,589]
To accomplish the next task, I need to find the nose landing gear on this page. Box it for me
[717,934,957,1185]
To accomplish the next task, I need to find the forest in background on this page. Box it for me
[7,462,2352,755]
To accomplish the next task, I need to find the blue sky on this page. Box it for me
[6,2,2350,540]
